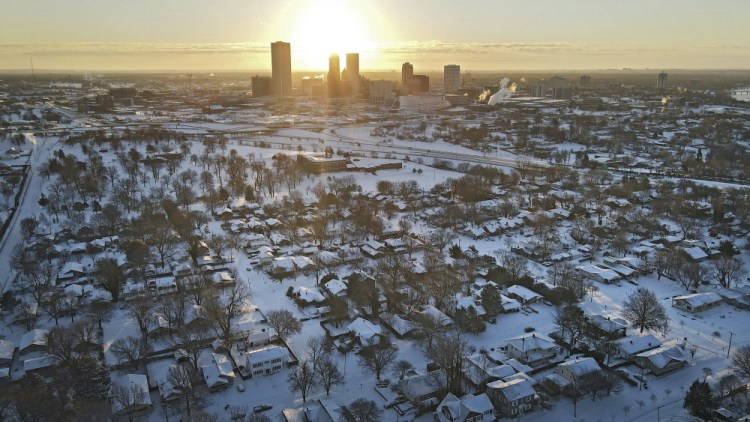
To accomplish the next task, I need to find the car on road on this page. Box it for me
[236,383,245,392]
[253,404,272,413]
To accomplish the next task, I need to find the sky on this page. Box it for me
[1,0,749,72]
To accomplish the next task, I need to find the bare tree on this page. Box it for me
[128,296,154,342]
[168,363,197,418]
[425,331,467,395]
[676,261,709,291]
[731,345,750,379]
[203,281,251,344]
[622,288,669,333]
[110,336,147,368]
[94,257,126,302]
[288,361,317,402]
[265,309,302,341]
[553,305,587,352]
[175,321,214,371]
[413,312,446,351]
[184,272,213,306]
[344,398,383,422]
[358,337,397,381]
[19,260,58,308]
[46,325,77,364]
[494,250,529,283]
[111,383,148,422]
[713,256,745,288]
[315,357,344,395]
[87,300,113,331]
[306,335,333,371]
[392,359,414,380]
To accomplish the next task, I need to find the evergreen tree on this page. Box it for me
[480,284,503,316]
[683,379,717,421]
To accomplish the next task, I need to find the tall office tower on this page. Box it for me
[369,80,393,104]
[579,75,591,89]
[657,71,668,89]
[443,64,460,94]
[251,75,272,97]
[328,53,341,97]
[402,62,414,93]
[346,53,360,93]
[532,83,546,97]
[271,41,292,97]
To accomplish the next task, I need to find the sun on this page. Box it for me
[291,1,371,70]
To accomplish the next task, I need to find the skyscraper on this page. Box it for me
[657,71,668,89]
[328,53,341,97]
[402,62,413,93]
[579,75,591,89]
[251,75,272,97]
[444,64,460,94]
[346,53,360,93]
[271,41,292,97]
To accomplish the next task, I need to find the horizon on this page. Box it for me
[2,0,750,72]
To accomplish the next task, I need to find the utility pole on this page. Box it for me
[727,331,735,359]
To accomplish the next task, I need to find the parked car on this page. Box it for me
[253,404,272,413]
[236,383,245,392]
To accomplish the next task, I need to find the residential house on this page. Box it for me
[587,314,628,339]
[672,292,722,313]
[486,377,536,418]
[504,333,560,369]
[554,357,601,389]
[506,285,542,305]
[634,345,688,375]
[347,317,383,345]
[112,374,153,415]
[434,393,495,422]
[614,335,662,360]
[239,345,289,378]
[0,340,15,367]
[399,370,448,405]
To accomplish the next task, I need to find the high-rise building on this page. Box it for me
[271,41,292,97]
[251,75,272,97]
[402,62,414,93]
[346,53,360,93]
[369,80,393,105]
[532,84,546,97]
[409,75,430,93]
[444,64,460,94]
[579,75,591,89]
[657,71,668,89]
[328,53,341,98]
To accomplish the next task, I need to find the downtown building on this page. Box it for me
[271,41,292,97]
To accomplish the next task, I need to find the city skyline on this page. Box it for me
[1,0,749,71]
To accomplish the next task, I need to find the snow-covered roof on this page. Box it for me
[324,279,347,296]
[201,362,229,389]
[486,377,535,401]
[507,285,542,302]
[557,356,600,377]
[576,264,620,282]
[245,345,289,365]
[683,246,708,261]
[636,345,688,369]
[615,334,662,356]
[0,340,15,361]
[347,317,382,344]
[505,333,557,353]
[672,292,722,308]
[112,374,152,413]
[19,329,48,351]
[293,286,326,303]
[436,393,494,422]
[420,305,453,326]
